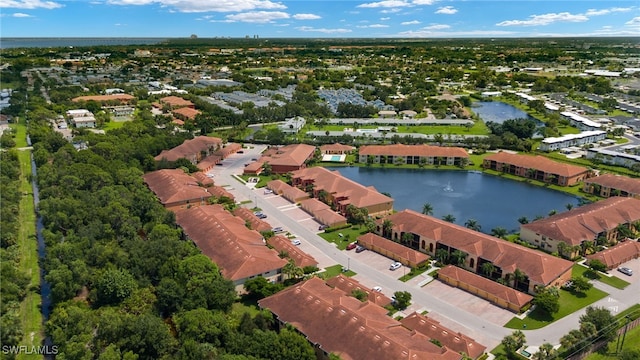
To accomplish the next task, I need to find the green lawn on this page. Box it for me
[490,344,528,360]
[573,264,630,290]
[583,323,640,359]
[322,264,356,278]
[16,149,44,359]
[10,121,29,148]
[101,120,129,131]
[505,287,608,330]
[308,120,489,136]
[318,225,368,250]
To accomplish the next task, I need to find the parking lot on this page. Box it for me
[610,258,639,283]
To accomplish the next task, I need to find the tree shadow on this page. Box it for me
[527,308,553,322]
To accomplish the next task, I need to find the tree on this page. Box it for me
[587,259,607,273]
[501,331,526,357]
[282,259,303,280]
[491,227,508,239]
[382,219,393,239]
[243,276,283,299]
[533,288,560,315]
[351,288,367,301]
[422,202,434,216]
[464,219,481,232]
[579,306,617,342]
[94,268,137,306]
[566,203,574,211]
[560,329,585,354]
[401,232,414,246]
[450,249,468,267]
[517,216,529,224]
[511,268,527,291]
[480,262,495,278]
[442,214,456,223]
[393,291,411,310]
[532,342,557,360]
[435,248,450,264]
[571,277,593,293]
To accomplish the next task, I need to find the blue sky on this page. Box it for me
[1,0,639,38]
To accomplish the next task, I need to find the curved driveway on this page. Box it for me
[212,145,639,350]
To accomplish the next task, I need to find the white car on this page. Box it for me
[291,239,301,246]
[372,286,382,292]
[389,262,402,271]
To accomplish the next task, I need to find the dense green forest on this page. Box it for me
[23,114,316,359]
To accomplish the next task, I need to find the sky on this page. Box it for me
[0,0,639,38]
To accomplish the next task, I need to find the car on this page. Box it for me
[253,211,263,216]
[618,267,633,276]
[389,262,402,271]
[291,239,301,246]
[355,245,366,253]
[215,162,224,166]
[318,224,329,230]
[346,242,357,250]
[273,227,284,233]
[264,189,273,194]
[258,214,267,219]
[372,286,382,292]
[237,150,244,154]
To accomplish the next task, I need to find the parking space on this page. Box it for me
[423,281,516,326]
[610,258,639,283]
[351,248,407,277]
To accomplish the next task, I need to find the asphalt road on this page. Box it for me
[212,144,640,350]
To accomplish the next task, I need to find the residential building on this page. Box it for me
[586,148,640,168]
[586,241,640,270]
[299,198,348,228]
[142,169,215,211]
[359,144,469,166]
[267,180,310,203]
[520,197,640,258]
[483,152,590,186]
[277,116,306,134]
[539,130,607,152]
[266,235,319,269]
[560,111,603,131]
[72,93,135,104]
[357,233,430,269]
[326,274,392,307]
[437,266,533,313]
[159,95,195,109]
[66,109,96,128]
[319,143,355,155]
[291,167,394,217]
[172,107,201,121]
[380,210,574,293]
[400,312,486,359]
[233,207,272,233]
[244,144,316,175]
[154,136,223,164]
[259,277,473,360]
[583,174,640,199]
[175,205,287,292]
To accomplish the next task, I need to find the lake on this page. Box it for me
[472,101,541,124]
[327,167,581,234]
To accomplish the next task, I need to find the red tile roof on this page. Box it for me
[267,179,310,203]
[267,235,319,269]
[357,233,430,266]
[320,143,356,154]
[160,95,194,108]
[142,169,212,206]
[292,167,394,210]
[386,210,574,286]
[522,197,640,246]
[360,144,469,158]
[154,136,222,162]
[259,144,316,168]
[400,312,486,359]
[299,198,348,227]
[585,174,640,196]
[191,172,214,186]
[175,205,287,281]
[72,94,135,103]
[437,265,533,309]
[326,274,392,306]
[484,152,588,178]
[172,107,201,120]
[233,207,272,233]
[258,277,463,360]
[586,241,640,269]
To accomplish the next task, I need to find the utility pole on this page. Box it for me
[618,315,632,353]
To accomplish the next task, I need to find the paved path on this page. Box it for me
[212,145,640,350]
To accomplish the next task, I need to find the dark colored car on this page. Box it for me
[355,245,366,253]
[346,242,357,250]
[318,225,329,230]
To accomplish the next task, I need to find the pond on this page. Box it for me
[472,101,541,124]
[327,167,581,234]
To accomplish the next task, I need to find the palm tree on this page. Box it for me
[517,216,529,224]
[480,262,495,278]
[581,240,596,256]
[401,232,414,246]
[566,203,574,211]
[548,209,557,216]
[512,268,527,291]
[450,249,468,267]
[442,214,456,223]
[491,227,508,239]
[435,248,450,264]
[532,343,556,360]
[526,168,536,179]
[382,219,393,239]
[464,219,481,232]
[282,259,303,280]
[422,202,434,216]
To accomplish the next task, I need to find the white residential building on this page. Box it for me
[278,116,306,134]
[586,148,640,168]
[539,130,607,151]
[561,111,602,131]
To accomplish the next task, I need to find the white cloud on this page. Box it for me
[411,0,435,4]
[296,26,352,34]
[497,12,588,27]
[0,0,62,9]
[380,8,401,13]
[380,17,390,20]
[398,29,515,37]
[423,23,449,30]
[435,6,456,15]
[357,0,410,9]
[401,20,420,25]
[357,23,389,28]
[626,16,640,25]
[585,7,633,16]
[292,13,320,20]
[12,12,32,16]
[106,0,287,13]
[225,11,289,23]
